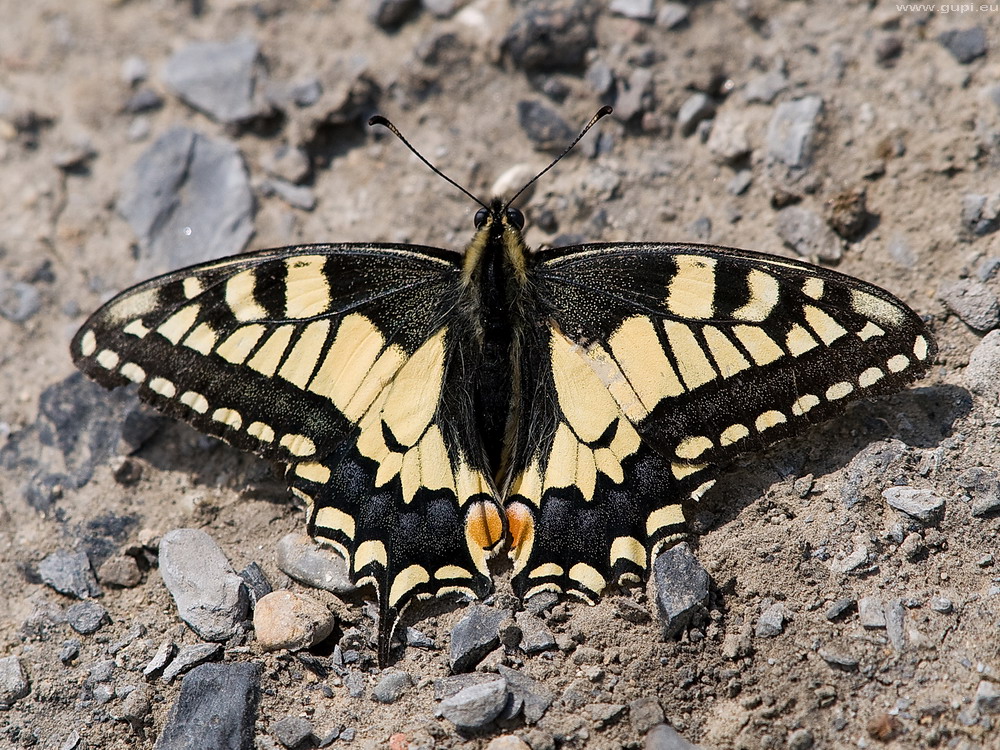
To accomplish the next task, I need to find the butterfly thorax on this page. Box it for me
[462,198,532,485]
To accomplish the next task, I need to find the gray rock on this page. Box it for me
[275,533,354,594]
[824,598,855,620]
[369,0,419,28]
[372,670,412,703]
[652,543,710,638]
[111,686,151,731]
[38,549,101,599]
[767,96,823,169]
[524,590,558,616]
[121,55,149,86]
[875,35,904,66]
[405,627,436,649]
[143,641,177,680]
[0,276,41,322]
[123,88,164,114]
[961,193,1000,236]
[706,110,751,164]
[517,100,575,151]
[958,468,1000,518]
[818,648,858,670]
[841,439,908,509]
[67,600,109,635]
[585,60,615,97]
[502,0,597,72]
[160,643,223,684]
[609,0,655,21]
[163,38,262,124]
[587,702,626,726]
[831,543,869,574]
[154,662,261,750]
[98,554,143,587]
[344,671,365,698]
[645,723,701,749]
[271,716,314,748]
[59,638,81,664]
[727,170,752,196]
[159,529,249,641]
[776,206,842,262]
[259,178,317,211]
[745,70,788,104]
[975,680,1000,714]
[88,658,116,684]
[614,68,654,122]
[884,600,905,651]
[261,145,311,184]
[965,330,1000,403]
[0,656,30,705]
[656,3,689,30]
[938,27,988,64]
[118,127,254,276]
[450,605,508,672]
[787,728,814,750]
[882,487,946,525]
[858,597,886,629]
[938,278,1000,331]
[930,596,953,614]
[630,696,665,734]
[289,77,322,107]
[755,603,786,638]
[237,562,271,607]
[677,93,715,137]
[438,677,509,729]
[515,611,556,653]
[497,666,553,724]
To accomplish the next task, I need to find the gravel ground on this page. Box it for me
[1,1,999,748]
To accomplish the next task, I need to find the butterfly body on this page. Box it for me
[73,189,934,666]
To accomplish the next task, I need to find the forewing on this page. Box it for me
[72,243,503,664]
[506,241,934,601]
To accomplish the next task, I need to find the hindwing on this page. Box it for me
[506,242,934,601]
[72,243,504,663]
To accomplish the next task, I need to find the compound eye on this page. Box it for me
[474,207,489,228]
[506,206,525,230]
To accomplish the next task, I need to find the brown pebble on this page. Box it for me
[867,713,902,741]
[485,735,531,750]
[97,554,143,587]
[826,186,870,239]
[253,590,335,651]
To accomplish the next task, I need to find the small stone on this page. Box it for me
[497,666,553,725]
[438,677,509,729]
[423,0,468,18]
[975,680,1000,714]
[867,713,903,741]
[253,590,335,652]
[514,611,556,654]
[344,671,365,698]
[38,549,101,599]
[825,186,869,239]
[884,600,905,651]
[109,623,146,655]
[156,663,261,750]
[585,60,615,97]
[289,78,322,107]
[517,100,574,152]
[524,591,558,616]
[372,670,412,704]
[450,605,508,672]
[938,27,988,64]
[727,170,752,195]
[609,0,654,20]
[677,93,715,137]
[744,70,788,104]
[161,643,223,683]
[787,728,814,750]
[938,278,1000,331]
[818,648,858,670]
[652,543,710,638]
[887,233,917,267]
[123,88,164,114]
[858,597,886,629]
[644,723,701,749]
[501,0,597,72]
[67,600,109,635]
[629,696,665,734]
[930,597,953,614]
[111,686,151,731]
[59,638,81,664]
[706,110,751,164]
[121,55,149,86]
[259,178,317,211]
[965,330,1000,403]
[961,193,1000,236]
[776,206,842,262]
[767,96,823,169]
[0,656,30,704]
[755,603,786,638]
[159,529,249,642]
[143,641,177,680]
[485,736,531,750]
[875,36,904,67]
[369,0,419,28]
[405,627,436,649]
[614,598,652,625]
[271,716,315,748]
[882,487,946,525]
[97,555,142,588]
[163,38,262,124]
[656,2,689,30]
[238,562,272,607]
[614,68,654,122]
[275,533,355,594]
[261,145,311,184]
[586,702,625,726]
[824,598,855,621]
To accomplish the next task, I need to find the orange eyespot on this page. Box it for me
[466,501,504,551]
[505,501,535,567]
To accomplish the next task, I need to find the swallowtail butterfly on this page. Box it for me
[72,108,934,665]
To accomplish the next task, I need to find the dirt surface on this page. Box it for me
[1,1,999,748]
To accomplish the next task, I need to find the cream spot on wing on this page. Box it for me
[825,381,854,400]
[119,362,145,383]
[182,277,203,299]
[157,305,200,345]
[308,314,386,418]
[702,325,750,377]
[247,325,295,377]
[802,277,824,299]
[280,433,316,457]
[733,325,784,365]
[315,506,355,539]
[646,504,686,537]
[675,435,713,460]
[733,268,780,322]
[791,394,820,416]
[720,423,750,446]
[543,424,579,491]
[850,289,906,326]
[183,322,218,355]
[295,461,331,484]
[344,344,406,423]
[887,354,909,373]
[381,328,447,447]
[663,320,716,389]
[690,479,716,502]
[575,443,597,501]
[108,288,159,323]
[568,562,606,594]
[609,536,646,569]
[123,319,150,338]
[671,462,705,480]
[216,324,267,365]
[180,391,209,413]
[418,425,456,493]
[79,330,97,356]
[785,323,819,356]
[284,256,330,318]
[755,410,787,431]
[400,447,422,504]
[149,377,176,398]
[388,564,430,608]
[856,321,885,341]
[354,539,388,570]
[278,319,331,389]
[593,448,624,484]
[609,316,684,410]
[804,305,847,345]
[247,421,275,443]
[97,349,120,369]
[914,335,929,361]
[550,329,620,442]
[529,562,564,579]
[665,255,716,319]
[511,461,543,507]
[858,366,884,388]
[226,269,267,322]
[212,407,242,430]
[435,564,473,580]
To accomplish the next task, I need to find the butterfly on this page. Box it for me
[72,107,935,665]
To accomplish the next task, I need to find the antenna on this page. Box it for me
[369,115,489,210]
[504,105,613,210]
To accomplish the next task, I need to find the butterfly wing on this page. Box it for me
[505,242,935,601]
[72,243,503,664]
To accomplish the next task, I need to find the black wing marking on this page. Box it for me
[72,243,503,664]
[505,242,934,601]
